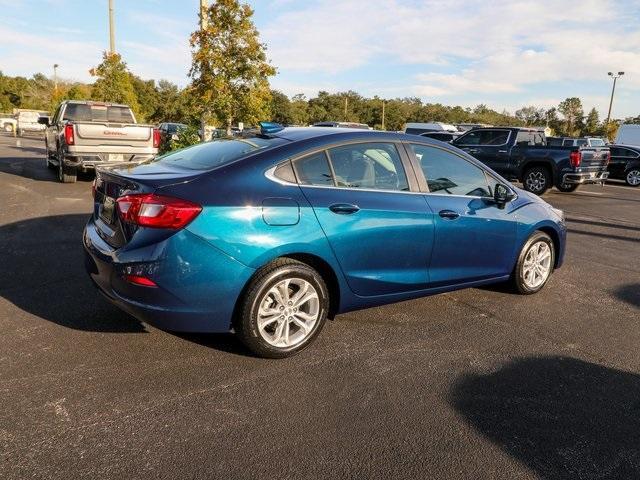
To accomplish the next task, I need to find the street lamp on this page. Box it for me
[605,71,624,133]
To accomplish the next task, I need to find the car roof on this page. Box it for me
[271,127,409,143]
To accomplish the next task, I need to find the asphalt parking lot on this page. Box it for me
[1,133,639,480]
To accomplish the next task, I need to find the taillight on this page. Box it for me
[153,128,161,148]
[124,274,157,287]
[64,124,74,145]
[569,151,581,168]
[116,193,201,229]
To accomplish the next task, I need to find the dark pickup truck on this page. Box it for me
[451,127,610,195]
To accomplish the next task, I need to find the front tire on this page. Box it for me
[236,258,329,358]
[522,166,551,195]
[625,168,640,187]
[512,232,555,294]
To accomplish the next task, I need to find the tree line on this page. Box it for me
[1,0,637,140]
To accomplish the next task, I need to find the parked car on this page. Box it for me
[42,100,159,183]
[451,127,610,194]
[607,145,640,186]
[16,110,46,136]
[615,124,640,146]
[404,122,458,135]
[158,122,186,142]
[313,121,371,130]
[84,126,566,358]
[419,131,461,142]
[0,113,17,133]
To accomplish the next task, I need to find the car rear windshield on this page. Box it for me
[153,137,281,170]
[63,104,135,123]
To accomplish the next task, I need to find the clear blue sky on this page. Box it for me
[1,0,639,118]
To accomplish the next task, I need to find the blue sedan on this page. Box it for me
[84,125,566,358]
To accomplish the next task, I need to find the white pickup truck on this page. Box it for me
[42,100,159,183]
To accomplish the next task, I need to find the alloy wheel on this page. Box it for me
[626,169,640,186]
[522,241,552,289]
[526,171,546,193]
[257,278,320,348]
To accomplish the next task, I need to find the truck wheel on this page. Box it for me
[57,148,77,183]
[3,123,13,132]
[512,231,555,295]
[556,183,580,192]
[523,167,551,195]
[625,168,640,187]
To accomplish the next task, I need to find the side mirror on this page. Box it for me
[38,116,50,126]
[493,183,515,208]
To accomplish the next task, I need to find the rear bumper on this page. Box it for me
[562,170,609,185]
[64,154,155,170]
[83,217,255,333]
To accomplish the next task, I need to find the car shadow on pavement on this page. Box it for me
[450,356,640,479]
[0,214,145,333]
[615,284,640,309]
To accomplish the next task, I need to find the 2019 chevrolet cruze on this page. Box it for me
[84,125,566,358]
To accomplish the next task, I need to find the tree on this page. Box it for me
[289,93,309,126]
[515,106,546,126]
[269,90,293,125]
[583,108,600,136]
[558,97,584,136]
[189,0,276,134]
[90,52,140,115]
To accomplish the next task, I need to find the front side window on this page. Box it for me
[410,144,492,197]
[327,143,409,191]
[455,129,510,146]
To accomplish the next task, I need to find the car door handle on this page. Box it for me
[329,203,360,215]
[439,210,460,220]
[467,148,479,154]
[498,150,508,153]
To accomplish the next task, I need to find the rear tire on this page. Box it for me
[556,183,580,192]
[511,232,555,295]
[236,258,329,359]
[625,168,640,187]
[522,166,551,195]
[57,147,76,183]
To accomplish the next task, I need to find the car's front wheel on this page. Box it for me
[512,231,555,294]
[236,258,329,358]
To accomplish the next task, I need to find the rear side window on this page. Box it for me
[63,104,135,123]
[410,144,492,197]
[328,143,409,191]
[294,151,334,186]
[154,137,278,170]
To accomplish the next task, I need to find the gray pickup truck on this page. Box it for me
[41,100,159,183]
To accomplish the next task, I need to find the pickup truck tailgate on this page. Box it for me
[579,147,609,168]
[75,123,153,146]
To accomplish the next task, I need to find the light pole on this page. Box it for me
[108,0,115,54]
[53,64,59,93]
[605,71,624,134]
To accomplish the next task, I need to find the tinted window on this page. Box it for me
[294,151,334,186]
[410,144,491,196]
[154,137,278,170]
[576,139,587,146]
[611,147,639,158]
[63,104,135,123]
[455,129,510,146]
[515,131,533,146]
[589,138,606,147]
[328,143,409,191]
[273,160,297,183]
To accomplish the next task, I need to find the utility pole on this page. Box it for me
[381,100,385,130]
[53,64,59,94]
[108,0,115,54]
[199,0,208,141]
[605,71,624,137]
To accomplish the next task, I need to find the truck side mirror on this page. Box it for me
[38,116,50,126]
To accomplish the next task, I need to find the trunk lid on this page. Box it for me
[74,122,153,147]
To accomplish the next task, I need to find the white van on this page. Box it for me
[404,122,458,135]
[615,124,640,146]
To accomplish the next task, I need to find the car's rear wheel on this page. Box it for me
[57,147,77,183]
[236,258,329,358]
[625,168,640,187]
[523,166,551,195]
[512,231,555,294]
[556,182,580,192]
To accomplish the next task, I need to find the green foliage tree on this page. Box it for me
[189,0,276,134]
[515,106,546,126]
[558,97,584,136]
[289,94,309,126]
[90,52,140,116]
[583,107,600,135]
